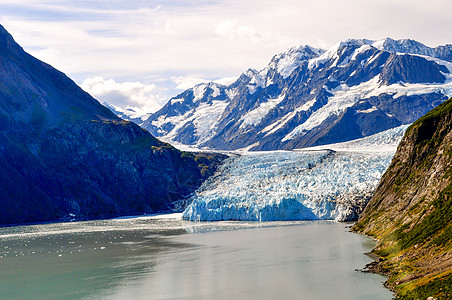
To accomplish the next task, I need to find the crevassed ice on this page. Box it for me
[182,149,394,222]
[304,124,409,152]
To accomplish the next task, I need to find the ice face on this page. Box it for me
[182,149,395,222]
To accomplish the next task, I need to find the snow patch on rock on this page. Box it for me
[282,76,382,141]
[240,94,285,128]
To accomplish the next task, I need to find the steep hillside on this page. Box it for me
[354,98,452,299]
[142,39,452,151]
[0,25,224,225]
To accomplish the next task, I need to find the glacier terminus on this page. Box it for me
[182,125,408,222]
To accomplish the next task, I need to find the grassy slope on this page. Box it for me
[353,98,452,299]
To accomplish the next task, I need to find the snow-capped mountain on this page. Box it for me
[182,125,408,222]
[142,38,452,150]
[103,102,151,125]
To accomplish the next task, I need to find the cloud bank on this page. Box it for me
[1,0,452,114]
[81,77,166,114]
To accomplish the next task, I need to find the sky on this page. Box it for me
[1,0,452,114]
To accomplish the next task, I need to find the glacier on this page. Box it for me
[182,125,408,222]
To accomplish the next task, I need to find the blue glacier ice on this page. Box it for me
[182,125,408,222]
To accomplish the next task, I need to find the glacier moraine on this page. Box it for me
[182,149,395,222]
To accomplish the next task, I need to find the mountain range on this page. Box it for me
[0,25,223,225]
[1,22,450,298]
[139,38,452,151]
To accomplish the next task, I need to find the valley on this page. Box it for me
[0,17,451,300]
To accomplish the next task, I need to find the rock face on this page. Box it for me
[0,25,224,225]
[354,98,452,299]
[142,39,452,151]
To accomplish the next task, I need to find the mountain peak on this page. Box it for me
[0,24,12,40]
[370,37,452,61]
[269,45,323,78]
[245,68,259,77]
[0,24,23,54]
[373,37,430,53]
[0,24,221,225]
[0,24,118,126]
[340,38,374,47]
[144,34,452,152]
[286,44,324,56]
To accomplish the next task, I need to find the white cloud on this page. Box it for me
[80,77,166,113]
[214,76,238,86]
[171,76,209,90]
[1,0,452,114]
[215,20,262,43]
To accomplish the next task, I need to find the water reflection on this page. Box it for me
[0,215,392,299]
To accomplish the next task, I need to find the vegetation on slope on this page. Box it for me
[0,24,227,225]
[353,98,452,299]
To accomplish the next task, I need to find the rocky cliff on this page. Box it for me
[354,98,452,299]
[0,25,224,225]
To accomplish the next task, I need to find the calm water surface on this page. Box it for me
[0,215,392,299]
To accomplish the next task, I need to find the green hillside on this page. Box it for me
[354,98,452,299]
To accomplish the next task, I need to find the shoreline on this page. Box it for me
[0,210,182,228]
[351,227,395,297]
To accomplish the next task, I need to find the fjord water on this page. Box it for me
[0,216,392,299]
